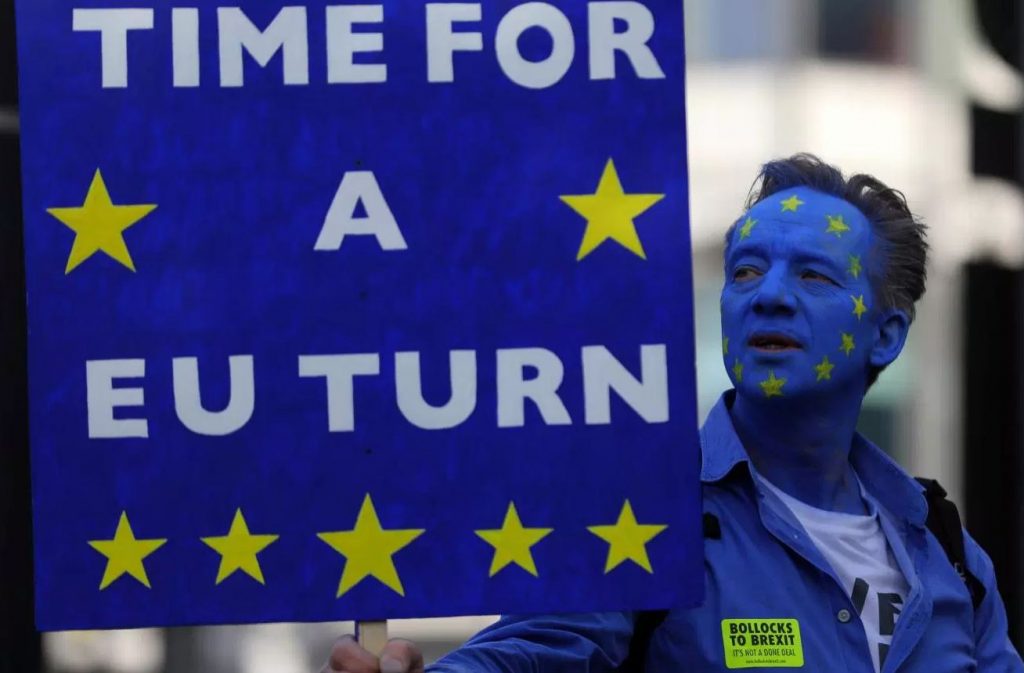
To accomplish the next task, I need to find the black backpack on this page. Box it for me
[618,478,985,672]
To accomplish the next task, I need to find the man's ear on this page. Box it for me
[870,309,911,369]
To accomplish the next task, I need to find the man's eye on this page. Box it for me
[733,266,761,282]
[802,270,837,285]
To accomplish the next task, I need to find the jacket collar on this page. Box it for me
[699,390,928,527]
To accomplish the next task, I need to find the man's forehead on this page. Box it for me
[734,186,871,250]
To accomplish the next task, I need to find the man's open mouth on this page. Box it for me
[748,333,802,351]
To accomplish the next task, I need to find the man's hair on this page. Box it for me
[725,153,929,385]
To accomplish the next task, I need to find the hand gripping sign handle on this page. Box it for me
[356,620,389,656]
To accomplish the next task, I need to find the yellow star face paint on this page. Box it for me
[780,194,804,212]
[721,187,879,402]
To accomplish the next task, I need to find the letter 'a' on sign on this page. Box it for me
[17,0,700,630]
[315,171,408,251]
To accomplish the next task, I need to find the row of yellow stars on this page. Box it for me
[722,331,862,396]
[735,194,864,279]
[48,160,666,274]
[738,193,857,242]
[88,496,668,597]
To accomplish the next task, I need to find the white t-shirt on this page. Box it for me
[758,476,910,673]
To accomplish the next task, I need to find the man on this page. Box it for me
[323,155,1024,673]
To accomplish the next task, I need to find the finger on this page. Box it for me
[327,634,380,673]
[379,638,425,673]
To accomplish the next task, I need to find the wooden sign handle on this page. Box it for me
[356,620,389,655]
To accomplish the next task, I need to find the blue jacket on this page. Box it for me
[430,392,1023,672]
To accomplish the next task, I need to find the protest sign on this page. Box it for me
[16,1,702,629]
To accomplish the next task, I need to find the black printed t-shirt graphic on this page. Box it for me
[852,577,904,668]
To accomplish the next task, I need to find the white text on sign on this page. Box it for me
[72,2,667,90]
[85,345,671,437]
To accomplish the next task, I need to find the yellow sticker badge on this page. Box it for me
[721,619,804,668]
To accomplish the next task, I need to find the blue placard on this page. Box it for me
[17,0,701,630]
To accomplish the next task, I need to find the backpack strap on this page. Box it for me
[619,513,721,672]
[915,477,986,610]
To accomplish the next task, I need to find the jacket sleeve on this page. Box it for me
[426,612,634,673]
[964,531,1024,672]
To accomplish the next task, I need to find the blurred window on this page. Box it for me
[685,0,918,65]
[857,404,906,464]
[684,0,812,62]
[817,0,915,64]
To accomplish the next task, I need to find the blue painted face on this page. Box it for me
[720,187,879,402]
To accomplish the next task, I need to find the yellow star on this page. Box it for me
[560,159,664,261]
[723,337,729,355]
[732,358,744,382]
[815,356,835,382]
[201,509,279,585]
[738,216,757,240]
[46,169,157,274]
[851,295,868,320]
[474,502,553,577]
[825,214,850,237]
[780,194,805,212]
[587,500,667,573]
[840,332,856,356]
[759,370,786,398]
[318,494,424,598]
[848,254,862,279]
[88,512,167,590]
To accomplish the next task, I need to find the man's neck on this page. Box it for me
[729,389,867,514]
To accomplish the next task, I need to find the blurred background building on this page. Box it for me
[2,0,1022,671]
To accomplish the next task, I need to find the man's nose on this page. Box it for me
[752,267,797,315]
